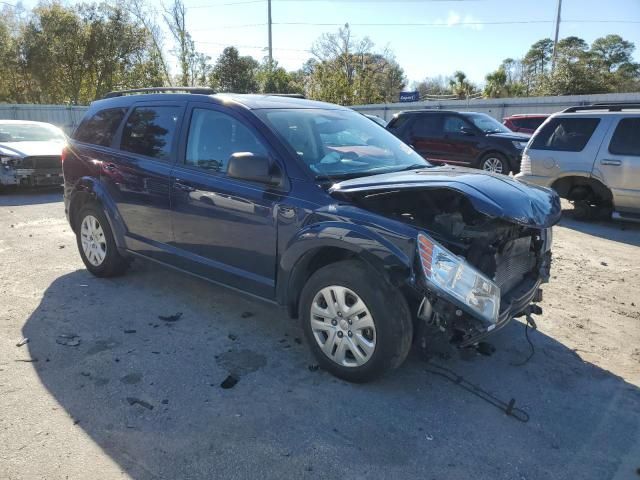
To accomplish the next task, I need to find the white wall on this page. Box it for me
[351,92,640,121]
[0,104,88,133]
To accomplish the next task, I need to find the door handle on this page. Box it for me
[600,159,622,166]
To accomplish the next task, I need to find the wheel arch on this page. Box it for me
[278,223,414,318]
[550,175,613,204]
[68,178,127,249]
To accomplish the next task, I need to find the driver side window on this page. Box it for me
[443,116,471,134]
[185,108,268,173]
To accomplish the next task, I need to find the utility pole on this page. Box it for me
[267,0,273,63]
[551,0,562,71]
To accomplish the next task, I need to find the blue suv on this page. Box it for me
[63,88,560,382]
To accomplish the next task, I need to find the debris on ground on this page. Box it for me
[161,399,169,405]
[126,397,154,410]
[15,338,29,347]
[124,329,136,334]
[15,358,38,363]
[228,333,238,341]
[240,311,254,318]
[56,334,80,347]
[308,364,319,372]
[158,312,182,322]
[220,375,239,389]
[600,261,608,266]
[294,337,302,345]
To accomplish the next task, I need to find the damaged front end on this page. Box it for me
[331,171,560,351]
[0,155,63,187]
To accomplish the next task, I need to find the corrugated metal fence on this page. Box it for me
[1,92,640,131]
[351,92,640,121]
[0,104,88,133]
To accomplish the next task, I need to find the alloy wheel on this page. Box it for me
[482,157,504,174]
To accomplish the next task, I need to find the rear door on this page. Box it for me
[403,114,446,161]
[106,101,185,259]
[594,116,640,213]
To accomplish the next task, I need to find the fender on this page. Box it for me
[68,177,127,251]
[277,219,417,314]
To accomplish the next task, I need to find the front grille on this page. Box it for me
[494,236,536,294]
[20,156,61,169]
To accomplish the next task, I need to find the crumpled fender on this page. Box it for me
[277,215,417,311]
[68,177,127,250]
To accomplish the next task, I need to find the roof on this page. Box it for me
[504,114,550,118]
[0,120,59,125]
[394,110,487,116]
[89,92,346,111]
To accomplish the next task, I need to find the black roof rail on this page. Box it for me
[103,87,216,99]
[264,93,305,99]
[562,103,640,113]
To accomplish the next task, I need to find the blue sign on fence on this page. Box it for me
[399,91,420,102]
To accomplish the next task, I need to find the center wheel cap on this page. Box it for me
[339,319,349,330]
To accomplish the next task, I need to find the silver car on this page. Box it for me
[516,104,640,221]
[0,120,66,189]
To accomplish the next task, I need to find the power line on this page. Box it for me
[272,19,640,27]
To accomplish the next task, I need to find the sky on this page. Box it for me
[12,0,640,86]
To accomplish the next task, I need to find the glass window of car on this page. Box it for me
[411,115,442,136]
[443,116,471,134]
[530,117,600,152]
[120,106,181,160]
[466,113,511,134]
[256,108,430,179]
[0,122,66,143]
[609,118,640,156]
[386,114,411,132]
[74,108,126,147]
[185,109,268,173]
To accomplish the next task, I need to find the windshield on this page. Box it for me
[256,109,430,179]
[0,123,66,143]
[467,113,511,134]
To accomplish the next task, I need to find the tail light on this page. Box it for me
[61,146,69,163]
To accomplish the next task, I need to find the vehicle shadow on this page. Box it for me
[0,187,63,206]
[23,263,640,480]
[559,207,640,248]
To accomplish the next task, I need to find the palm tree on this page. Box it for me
[449,71,475,99]
[484,68,508,98]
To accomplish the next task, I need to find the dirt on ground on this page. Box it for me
[1,190,639,480]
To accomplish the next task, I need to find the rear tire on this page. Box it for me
[478,152,509,175]
[75,203,129,277]
[299,260,413,383]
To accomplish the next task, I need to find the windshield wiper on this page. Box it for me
[396,163,429,172]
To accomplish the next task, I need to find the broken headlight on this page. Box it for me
[418,233,501,324]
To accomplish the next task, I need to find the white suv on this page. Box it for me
[516,104,640,221]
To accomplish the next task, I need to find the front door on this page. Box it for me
[440,115,481,166]
[169,104,283,299]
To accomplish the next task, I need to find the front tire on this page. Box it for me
[479,153,509,175]
[299,260,413,383]
[75,203,129,277]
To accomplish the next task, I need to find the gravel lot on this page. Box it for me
[1,189,639,480]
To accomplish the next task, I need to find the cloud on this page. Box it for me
[441,10,484,31]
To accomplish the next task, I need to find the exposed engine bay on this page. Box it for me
[339,186,552,349]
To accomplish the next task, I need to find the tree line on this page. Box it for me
[0,1,638,106]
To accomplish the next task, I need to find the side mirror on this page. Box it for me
[460,126,475,136]
[227,152,281,186]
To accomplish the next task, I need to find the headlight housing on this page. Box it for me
[418,233,501,324]
[512,140,528,150]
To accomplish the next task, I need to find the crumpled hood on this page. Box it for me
[0,141,65,158]
[329,166,561,228]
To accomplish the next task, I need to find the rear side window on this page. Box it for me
[412,115,442,136]
[387,114,411,132]
[531,117,600,152]
[120,106,181,160]
[609,118,640,156]
[74,107,126,147]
